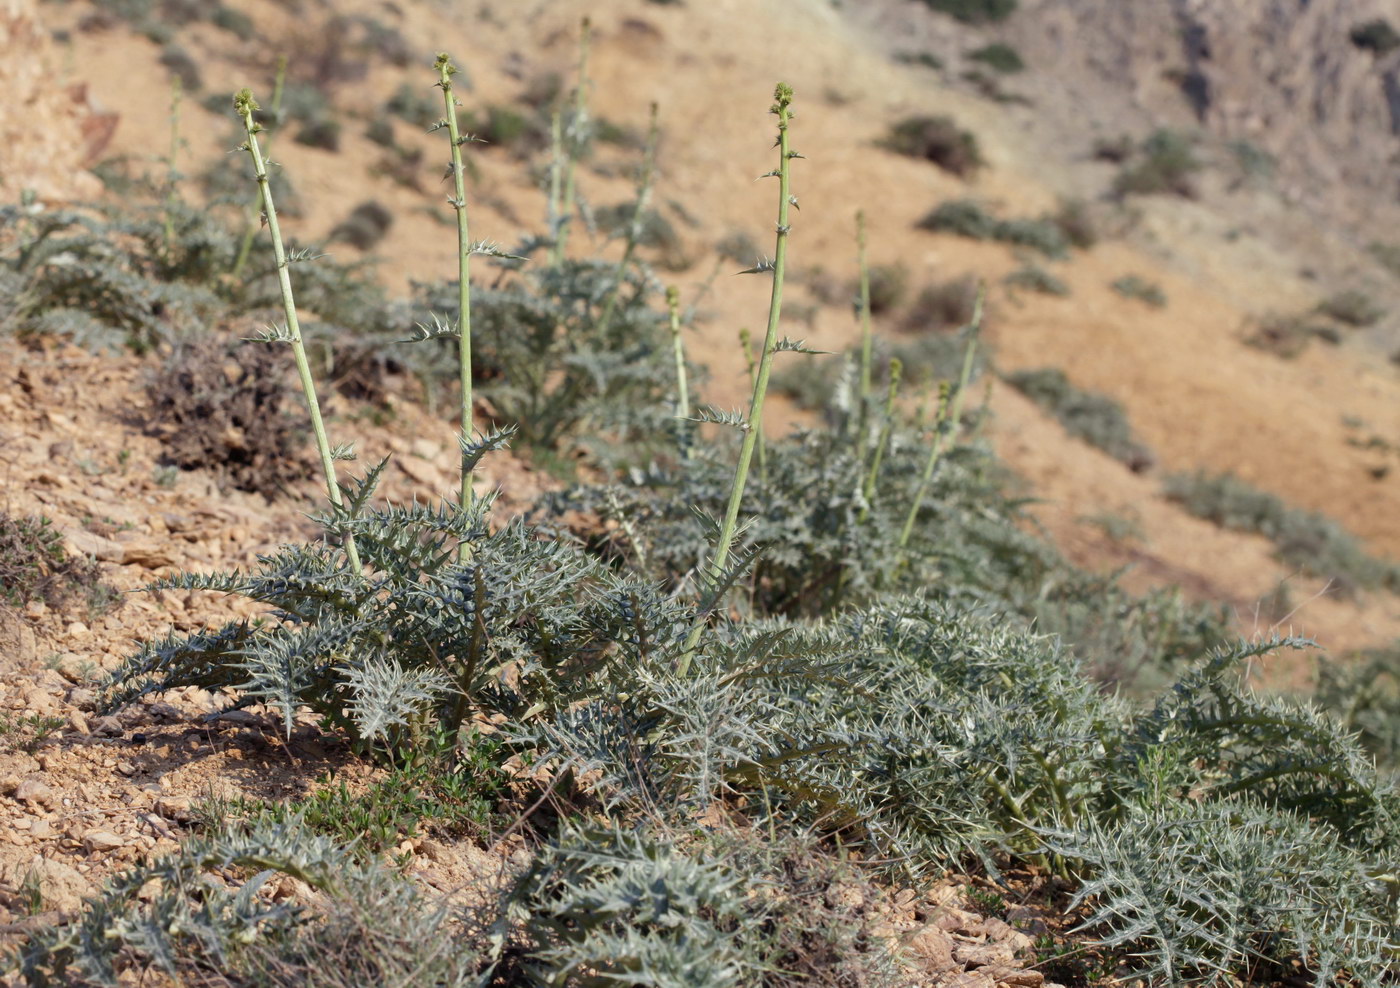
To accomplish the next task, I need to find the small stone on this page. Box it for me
[155,796,193,821]
[67,687,97,710]
[68,709,90,735]
[907,927,956,972]
[987,969,1044,988]
[62,528,125,563]
[30,819,56,839]
[14,779,53,808]
[213,709,258,726]
[91,716,123,738]
[82,829,125,852]
[934,907,984,933]
[954,943,1018,969]
[23,600,46,619]
[66,621,90,639]
[115,761,136,776]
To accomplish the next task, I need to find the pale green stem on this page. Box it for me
[855,210,873,429]
[666,286,691,458]
[550,17,591,266]
[739,327,766,485]
[858,357,902,523]
[547,106,563,243]
[896,289,983,552]
[162,78,182,257]
[677,83,796,675]
[437,53,476,556]
[596,102,660,339]
[236,89,360,573]
[231,56,286,280]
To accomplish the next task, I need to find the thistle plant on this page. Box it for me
[550,17,592,266]
[235,88,361,572]
[855,209,874,417]
[858,356,901,523]
[231,55,286,280]
[678,83,799,672]
[596,102,660,339]
[897,287,982,553]
[162,78,182,257]
[738,326,766,484]
[435,52,478,536]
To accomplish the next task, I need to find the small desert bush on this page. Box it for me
[918,200,1069,258]
[0,513,114,615]
[1243,311,1337,358]
[145,333,313,497]
[917,0,1017,24]
[879,115,983,177]
[1111,274,1167,308]
[1005,367,1154,471]
[1051,197,1097,248]
[967,43,1024,74]
[1351,18,1400,55]
[329,200,394,251]
[1005,262,1069,297]
[1113,129,1200,198]
[1164,470,1400,596]
[903,274,980,332]
[1316,288,1384,328]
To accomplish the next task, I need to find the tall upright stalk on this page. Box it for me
[436,53,476,552]
[235,89,360,573]
[162,78,182,257]
[595,102,660,339]
[677,83,797,674]
[858,357,902,522]
[231,56,286,280]
[897,288,983,552]
[666,285,692,460]
[550,17,591,266]
[855,210,874,427]
[739,327,766,486]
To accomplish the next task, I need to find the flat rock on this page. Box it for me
[61,528,125,563]
[81,829,125,852]
[14,779,53,807]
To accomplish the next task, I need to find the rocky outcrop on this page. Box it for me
[0,0,112,204]
[1008,0,1400,232]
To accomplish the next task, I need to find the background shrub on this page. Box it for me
[1350,18,1400,55]
[967,43,1024,74]
[1164,470,1400,595]
[903,274,980,331]
[329,200,394,251]
[145,333,314,497]
[1113,129,1199,198]
[1005,263,1069,297]
[917,0,1017,24]
[1111,275,1167,308]
[917,200,1069,258]
[879,115,983,177]
[0,514,114,615]
[1316,288,1384,328]
[1006,367,1154,471]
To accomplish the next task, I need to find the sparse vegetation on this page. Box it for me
[1316,288,1385,327]
[1111,274,1167,308]
[878,115,983,177]
[967,42,1024,74]
[1350,18,1400,55]
[1006,367,1155,471]
[0,513,115,616]
[917,0,1017,25]
[1165,470,1400,595]
[918,199,1070,258]
[1005,262,1069,297]
[1243,311,1337,358]
[1113,129,1200,198]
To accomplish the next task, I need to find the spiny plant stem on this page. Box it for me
[596,102,660,340]
[677,83,796,675]
[550,17,591,266]
[162,78,182,257]
[897,289,983,552]
[231,56,286,280]
[666,285,692,457]
[547,106,563,240]
[739,327,766,486]
[235,88,360,573]
[436,53,476,552]
[858,357,902,523]
[855,210,873,430]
